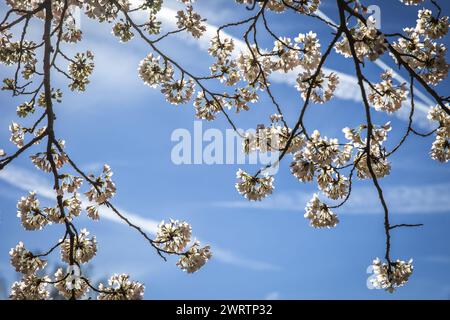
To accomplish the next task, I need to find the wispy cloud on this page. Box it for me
[62,1,431,126]
[213,248,280,271]
[214,183,450,214]
[423,255,450,264]
[0,165,279,271]
[264,291,281,300]
[155,4,432,127]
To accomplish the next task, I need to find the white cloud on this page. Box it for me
[264,291,281,300]
[213,248,280,271]
[0,165,279,271]
[423,255,450,264]
[52,1,432,126]
[155,5,432,127]
[214,183,450,215]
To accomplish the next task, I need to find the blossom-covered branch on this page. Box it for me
[1,0,449,298]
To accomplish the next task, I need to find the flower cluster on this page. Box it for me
[209,38,240,87]
[290,130,352,200]
[9,122,24,148]
[400,0,424,5]
[17,192,48,230]
[138,52,196,105]
[368,70,408,113]
[30,143,68,173]
[85,164,116,205]
[235,0,321,15]
[428,105,450,163]
[155,219,212,272]
[335,21,387,61]
[229,87,259,112]
[37,88,63,107]
[10,274,50,300]
[193,91,224,121]
[271,37,302,73]
[370,258,414,292]
[54,265,89,299]
[61,174,83,193]
[343,123,392,179]
[304,194,339,228]
[295,32,322,71]
[208,36,235,61]
[177,241,212,273]
[176,5,206,38]
[155,220,192,253]
[0,31,36,70]
[296,70,339,103]
[235,169,274,201]
[61,229,97,264]
[10,242,47,275]
[112,21,134,42]
[237,45,271,87]
[416,9,449,40]
[68,51,94,91]
[98,274,145,300]
[139,53,174,88]
[392,8,449,86]
[161,78,195,105]
[243,124,305,154]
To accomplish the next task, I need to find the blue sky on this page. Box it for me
[0,0,450,299]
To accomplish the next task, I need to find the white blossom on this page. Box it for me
[208,35,235,61]
[176,5,206,38]
[194,91,223,121]
[370,258,413,292]
[368,70,408,113]
[270,37,301,73]
[30,149,68,173]
[98,274,144,300]
[317,169,349,200]
[294,31,322,71]
[399,0,425,5]
[85,164,116,204]
[68,51,94,91]
[177,241,212,273]
[138,53,174,88]
[237,45,271,87]
[392,29,448,85]
[161,78,195,105]
[303,130,340,166]
[10,242,47,275]
[155,219,192,253]
[61,175,83,193]
[428,105,450,162]
[235,0,320,14]
[235,169,274,201]
[296,70,339,103]
[335,21,387,61]
[86,204,100,220]
[290,153,315,182]
[17,192,48,230]
[54,265,89,299]
[112,22,134,42]
[415,9,449,39]
[10,274,50,300]
[304,193,339,228]
[9,122,24,148]
[61,228,97,264]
